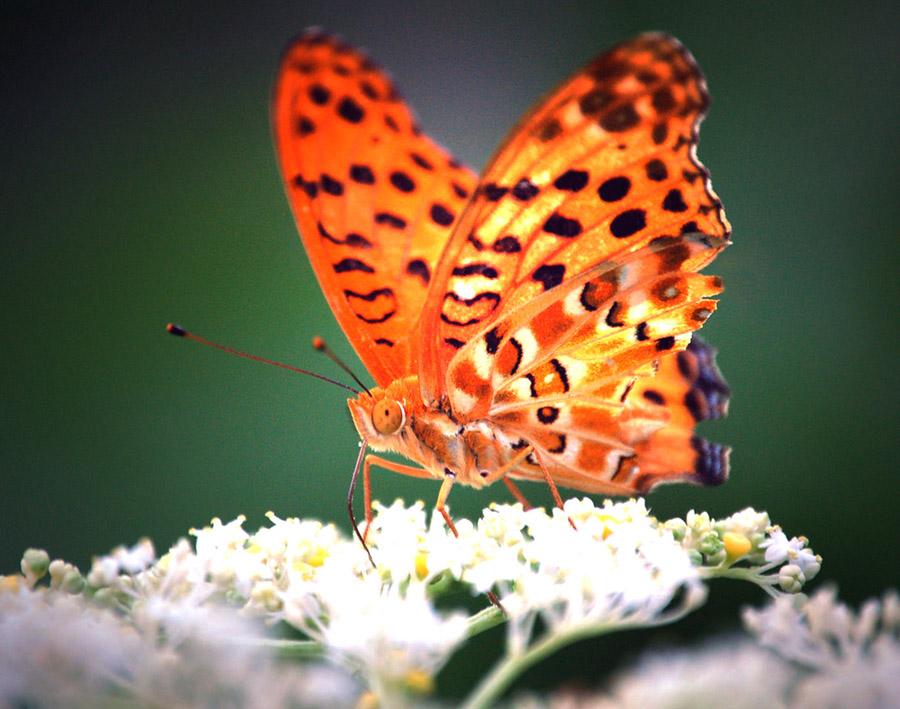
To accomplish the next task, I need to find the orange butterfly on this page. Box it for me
[271,30,731,536]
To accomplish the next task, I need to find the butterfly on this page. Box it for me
[271,30,731,536]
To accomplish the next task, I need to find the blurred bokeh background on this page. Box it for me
[3,0,898,699]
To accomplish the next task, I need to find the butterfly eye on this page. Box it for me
[372,398,405,435]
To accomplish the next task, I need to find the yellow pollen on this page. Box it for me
[0,575,23,593]
[414,551,429,580]
[308,546,329,567]
[356,690,380,709]
[723,532,752,558]
[403,668,435,693]
[292,561,317,580]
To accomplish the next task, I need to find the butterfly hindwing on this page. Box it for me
[272,30,477,387]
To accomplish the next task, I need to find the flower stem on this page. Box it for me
[260,638,325,659]
[462,603,699,709]
[466,605,505,639]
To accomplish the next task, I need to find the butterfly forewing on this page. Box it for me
[419,34,730,406]
[272,30,477,387]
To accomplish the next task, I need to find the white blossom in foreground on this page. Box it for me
[536,639,794,709]
[743,586,900,708]
[0,573,359,708]
[0,499,823,708]
[524,588,900,709]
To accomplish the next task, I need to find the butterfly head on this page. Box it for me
[371,396,405,435]
[348,376,423,445]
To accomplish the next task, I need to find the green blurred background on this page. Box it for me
[3,0,899,698]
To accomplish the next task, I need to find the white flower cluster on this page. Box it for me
[0,563,358,708]
[0,499,823,708]
[529,587,900,709]
[744,586,900,707]
[466,498,708,655]
[666,507,821,595]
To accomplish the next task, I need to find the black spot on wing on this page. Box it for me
[482,183,508,201]
[598,176,630,202]
[579,87,613,115]
[553,169,589,192]
[655,336,676,351]
[532,264,565,290]
[609,209,647,238]
[430,203,455,227]
[642,389,665,405]
[345,232,373,249]
[484,327,502,354]
[606,301,624,327]
[652,86,676,113]
[547,434,567,454]
[511,178,539,201]
[375,212,407,229]
[389,170,415,193]
[452,181,469,199]
[525,373,538,398]
[662,188,689,213]
[337,96,364,123]
[406,259,430,284]
[537,406,560,424]
[320,173,344,196]
[550,358,569,392]
[452,264,498,278]
[600,103,639,132]
[296,116,315,136]
[409,152,434,170]
[333,258,374,274]
[309,83,330,105]
[635,322,650,341]
[543,213,582,238]
[507,338,523,375]
[645,159,668,181]
[349,164,375,184]
[344,287,396,324]
[651,122,668,145]
[359,80,379,100]
[492,236,521,253]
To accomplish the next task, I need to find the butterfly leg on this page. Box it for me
[436,475,459,537]
[502,477,533,510]
[481,444,537,509]
[348,440,376,567]
[533,450,578,531]
[361,454,433,540]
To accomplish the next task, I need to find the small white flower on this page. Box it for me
[719,507,771,541]
[777,564,805,593]
[760,528,803,565]
[743,587,900,708]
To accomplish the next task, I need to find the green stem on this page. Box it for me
[466,605,506,639]
[461,604,698,709]
[258,638,325,659]
[703,567,782,597]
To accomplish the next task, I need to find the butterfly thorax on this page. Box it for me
[348,375,507,488]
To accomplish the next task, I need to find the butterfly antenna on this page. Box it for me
[312,336,371,396]
[167,323,360,395]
